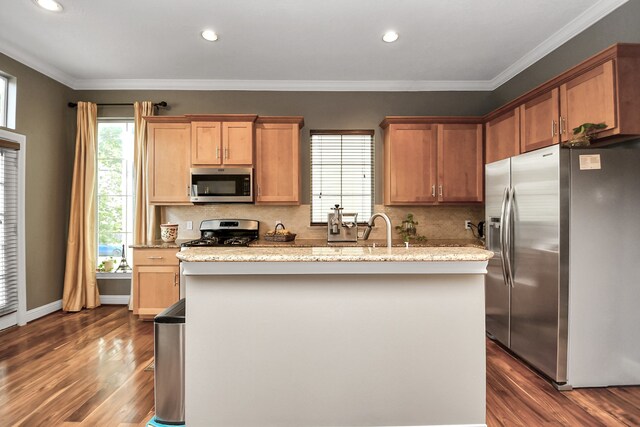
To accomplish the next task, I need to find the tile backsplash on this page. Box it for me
[163,204,484,241]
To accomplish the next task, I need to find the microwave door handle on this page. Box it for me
[499,187,509,287]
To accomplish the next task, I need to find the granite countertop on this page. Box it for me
[249,238,485,249]
[177,246,493,263]
[129,240,186,249]
[131,238,486,250]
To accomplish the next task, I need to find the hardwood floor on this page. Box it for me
[1,305,638,426]
[0,306,155,427]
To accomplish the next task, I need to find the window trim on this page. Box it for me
[309,129,375,226]
[0,74,8,128]
[0,72,17,130]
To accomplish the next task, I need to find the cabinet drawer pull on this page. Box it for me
[147,256,164,259]
[431,185,436,198]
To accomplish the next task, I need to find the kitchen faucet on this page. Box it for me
[362,212,393,247]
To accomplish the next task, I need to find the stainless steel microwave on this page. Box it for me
[190,167,253,203]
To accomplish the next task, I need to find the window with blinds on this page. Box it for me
[0,145,19,318]
[310,131,374,224]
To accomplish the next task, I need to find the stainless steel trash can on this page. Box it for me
[154,298,185,425]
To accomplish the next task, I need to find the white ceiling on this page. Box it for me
[0,0,628,91]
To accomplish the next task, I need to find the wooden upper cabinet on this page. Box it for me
[147,121,191,204]
[437,124,483,203]
[222,122,253,165]
[485,108,520,164]
[559,60,616,143]
[384,124,438,205]
[485,45,640,148]
[191,121,222,165]
[520,88,560,152]
[255,118,304,204]
[187,115,257,167]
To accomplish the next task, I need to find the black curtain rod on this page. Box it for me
[67,101,168,109]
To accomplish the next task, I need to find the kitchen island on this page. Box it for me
[178,246,492,427]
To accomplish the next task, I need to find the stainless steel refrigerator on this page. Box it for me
[485,144,640,389]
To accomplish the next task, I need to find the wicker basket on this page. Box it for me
[264,223,296,242]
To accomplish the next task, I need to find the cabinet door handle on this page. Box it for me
[216,146,220,159]
[431,185,436,198]
[438,185,443,197]
[147,256,164,260]
[559,117,565,135]
[225,147,229,159]
[174,273,178,286]
[551,120,557,137]
[187,185,191,196]
[257,185,261,197]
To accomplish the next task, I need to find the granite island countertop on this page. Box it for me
[249,238,485,249]
[131,238,485,250]
[177,245,493,263]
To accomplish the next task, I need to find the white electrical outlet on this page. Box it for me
[186,221,193,230]
[465,220,472,230]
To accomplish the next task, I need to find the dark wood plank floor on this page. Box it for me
[1,305,638,426]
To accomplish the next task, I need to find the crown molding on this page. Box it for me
[0,42,78,88]
[489,0,628,90]
[0,0,628,92]
[71,78,492,92]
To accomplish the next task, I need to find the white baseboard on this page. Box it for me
[22,295,129,324]
[100,295,130,305]
[25,299,62,323]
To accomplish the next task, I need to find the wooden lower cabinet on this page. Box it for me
[133,248,180,320]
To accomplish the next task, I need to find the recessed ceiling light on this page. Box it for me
[34,0,63,12]
[201,30,219,42]
[382,31,399,43]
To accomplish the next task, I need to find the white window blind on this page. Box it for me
[311,131,374,224]
[0,145,19,317]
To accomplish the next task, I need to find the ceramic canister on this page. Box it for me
[160,223,179,242]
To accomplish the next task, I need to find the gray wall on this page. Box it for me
[490,0,640,108]
[76,90,492,204]
[3,0,640,308]
[0,53,75,310]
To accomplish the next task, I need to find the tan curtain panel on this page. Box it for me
[133,101,156,244]
[62,102,100,312]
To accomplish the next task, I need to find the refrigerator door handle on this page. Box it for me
[504,187,515,287]
[499,187,509,286]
